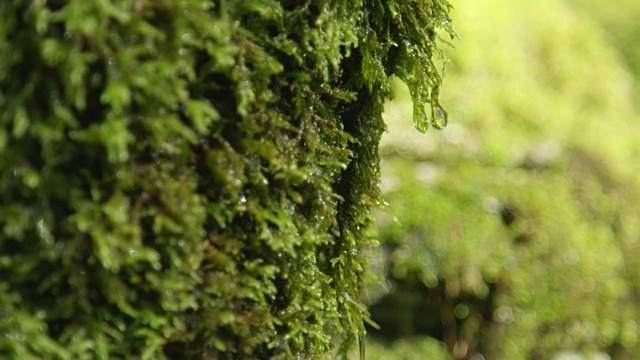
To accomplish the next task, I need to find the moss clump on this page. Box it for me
[0,0,451,358]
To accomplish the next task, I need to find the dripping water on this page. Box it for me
[431,105,448,129]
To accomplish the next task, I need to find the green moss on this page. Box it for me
[0,0,452,358]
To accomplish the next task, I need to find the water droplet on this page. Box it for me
[431,105,448,129]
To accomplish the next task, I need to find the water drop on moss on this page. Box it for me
[431,105,448,129]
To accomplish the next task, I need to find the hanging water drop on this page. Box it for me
[431,105,448,129]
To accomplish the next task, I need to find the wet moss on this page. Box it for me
[0,0,452,358]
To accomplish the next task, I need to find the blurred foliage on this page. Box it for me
[567,0,640,97]
[368,0,640,358]
[0,0,452,358]
[367,336,453,360]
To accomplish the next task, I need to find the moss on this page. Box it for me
[0,0,451,358]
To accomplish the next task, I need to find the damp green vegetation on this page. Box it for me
[0,0,453,358]
[567,0,640,96]
[366,0,640,358]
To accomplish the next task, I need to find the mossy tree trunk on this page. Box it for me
[0,1,452,358]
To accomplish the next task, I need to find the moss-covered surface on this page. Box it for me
[0,0,452,358]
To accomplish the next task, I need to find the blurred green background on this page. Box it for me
[365,0,640,358]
